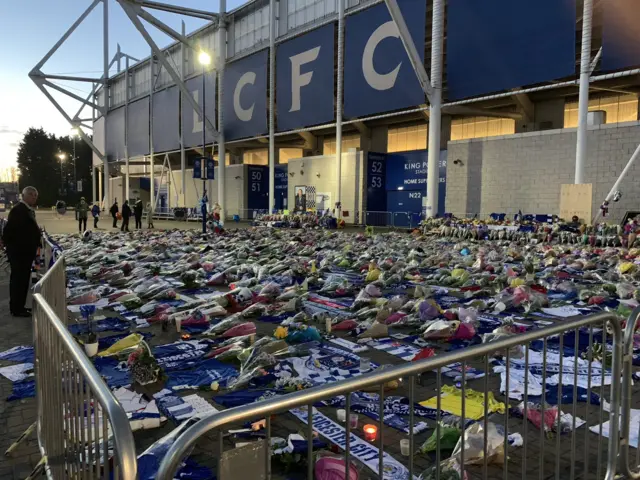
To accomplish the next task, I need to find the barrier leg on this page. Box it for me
[4,421,37,456]
[24,456,47,480]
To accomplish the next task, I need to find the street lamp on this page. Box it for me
[70,128,80,192]
[57,153,67,197]
[198,50,212,234]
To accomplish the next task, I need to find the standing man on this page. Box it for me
[120,200,132,232]
[76,197,88,233]
[1,187,41,317]
[133,198,143,229]
[110,200,119,228]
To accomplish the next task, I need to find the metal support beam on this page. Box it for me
[352,121,370,137]
[383,0,434,104]
[125,56,130,202]
[103,0,110,209]
[594,142,640,223]
[134,5,197,49]
[150,46,156,217]
[590,47,602,74]
[35,73,101,83]
[136,0,218,20]
[426,0,444,218]
[117,0,219,142]
[218,1,227,220]
[180,21,187,207]
[575,0,593,184]
[32,0,102,72]
[298,132,317,151]
[444,105,523,120]
[336,0,344,213]
[268,0,276,212]
[36,78,102,111]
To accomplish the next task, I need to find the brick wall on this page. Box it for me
[445,120,640,223]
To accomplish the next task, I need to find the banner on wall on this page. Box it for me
[276,23,335,131]
[127,96,150,157]
[247,165,269,210]
[294,185,307,212]
[223,50,268,141]
[274,165,288,211]
[152,86,180,153]
[182,72,216,149]
[447,0,576,101]
[344,0,426,118]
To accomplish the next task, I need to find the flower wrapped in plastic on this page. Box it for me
[127,341,162,386]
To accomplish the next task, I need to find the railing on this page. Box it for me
[31,262,137,478]
[157,312,622,480]
[35,237,67,325]
[619,306,640,478]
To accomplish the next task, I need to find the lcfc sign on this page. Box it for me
[276,24,335,131]
[223,50,268,141]
[344,0,426,118]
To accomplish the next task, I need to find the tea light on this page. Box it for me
[363,424,377,442]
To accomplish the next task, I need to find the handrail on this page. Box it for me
[619,305,640,478]
[33,293,138,478]
[157,311,622,480]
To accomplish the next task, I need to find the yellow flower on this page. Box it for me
[274,326,288,339]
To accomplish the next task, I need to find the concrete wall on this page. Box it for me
[287,149,364,224]
[445,120,640,223]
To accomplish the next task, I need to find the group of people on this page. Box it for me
[74,197,153,233]
[108,198,152,232]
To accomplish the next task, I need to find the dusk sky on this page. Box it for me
[0,0,240,172]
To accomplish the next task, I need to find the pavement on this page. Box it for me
[0,211,624,479]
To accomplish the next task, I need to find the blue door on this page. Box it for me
[387,190,423,227]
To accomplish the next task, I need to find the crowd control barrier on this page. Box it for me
[157,312,622,480]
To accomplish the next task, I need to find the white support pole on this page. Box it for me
[217,0,227,220]
[92,167,97,204]
[180,21,187,207]
[593,142,640,223]
[102,0,110,210]
[124,56,130,201]
[268,0,276,213]
[98,169,103,208]
[426,0,444,218]
[335,0,344,214]
[575,0,594,184]
[150,47,155,214]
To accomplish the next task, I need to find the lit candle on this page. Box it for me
[363,424,377,442]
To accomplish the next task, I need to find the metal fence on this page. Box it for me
[30,261,137,479]
[157,312,622,480]
[36,236,67,325]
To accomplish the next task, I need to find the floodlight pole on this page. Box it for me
[425,0,444,218]
[268,0,276,214]
[335,0,344,215]
[125,56,130,202]
[575,0,594,184]
[103,0,110,210]
[180,21,187,208]
[217,0,227,222]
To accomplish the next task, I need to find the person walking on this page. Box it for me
[134,198,143,229]
[110,200,119,228]
[1,186,41,317]
[91,203,100,228]
[121,200,132,232]
[76,197,88,233]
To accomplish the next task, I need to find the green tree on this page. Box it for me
[16,128,95,207]
[16,128,58,206]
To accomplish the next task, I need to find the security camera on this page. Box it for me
[453,159,463,166]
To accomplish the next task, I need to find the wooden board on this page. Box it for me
[559,183,592,222]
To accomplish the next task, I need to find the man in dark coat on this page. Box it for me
[110,200,119,228]
[133,198,143,229]
[1,186,41,317]
[121,200,132,232]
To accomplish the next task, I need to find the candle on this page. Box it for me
[363,424,377,442]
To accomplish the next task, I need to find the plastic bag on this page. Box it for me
[451,422,504,466]
[420,425,461,453]
[419,300,440,321]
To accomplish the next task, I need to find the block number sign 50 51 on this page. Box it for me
[251,171,262,192]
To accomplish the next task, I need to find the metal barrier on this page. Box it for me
[157,312,622,480]
[31,292,137,479]
[619,305,640,478]
[364,211,392,227]
[35,239,67,325]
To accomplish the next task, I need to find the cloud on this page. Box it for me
[0,126,22,135]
